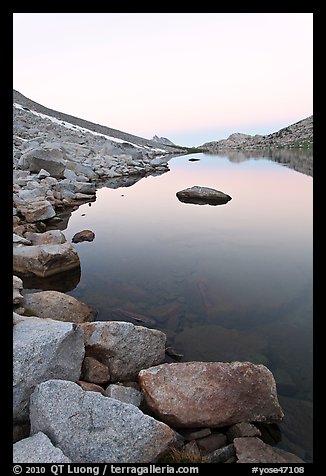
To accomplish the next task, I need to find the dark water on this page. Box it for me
[37,150,314,461]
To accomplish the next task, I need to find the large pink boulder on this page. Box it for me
[139,361,284,428]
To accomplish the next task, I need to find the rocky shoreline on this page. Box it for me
[13,284,304,463]
[13,95,307,464]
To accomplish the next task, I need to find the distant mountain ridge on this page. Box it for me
[13,90,184,154]
[201,116,313,151]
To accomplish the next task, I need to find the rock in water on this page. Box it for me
[72,230,95,243]
[30,380,178,463]
[13,432,71,463]
[24,290,97,323]
[176,186,231,205]
[13,316,85,422]
[138,361,283,428]
[80,321,166,381]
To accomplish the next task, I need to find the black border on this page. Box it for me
[8,9,317,472]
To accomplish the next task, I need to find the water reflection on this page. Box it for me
[207,148,313,177]
[30,149,312,461]
[20,265,81,293]
[96,169,169,190]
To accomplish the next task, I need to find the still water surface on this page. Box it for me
[47,151,314,461]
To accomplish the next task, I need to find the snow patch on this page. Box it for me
[13,103,169,154]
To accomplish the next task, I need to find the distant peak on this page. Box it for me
[152,135,175,146]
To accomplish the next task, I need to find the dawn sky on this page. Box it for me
[13,13,313,147]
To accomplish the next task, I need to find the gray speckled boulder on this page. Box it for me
[30,380,178,463]
[105,384,142,407]
[13,432,71,463]
[13,317,85,422]
[80,321,166,381]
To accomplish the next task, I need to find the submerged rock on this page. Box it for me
[278,396,313,462]
[30,379,178,463]
[139,361,283,428]
[175,325,268,364]
[176,186,232,205]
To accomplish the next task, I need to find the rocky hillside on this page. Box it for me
[13,89,189,243]
[201,116,313,151]
[13,90,184,155]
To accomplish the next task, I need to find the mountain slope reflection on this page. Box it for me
[208,149,313,177]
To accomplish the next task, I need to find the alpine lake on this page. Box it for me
[26,149,313,462]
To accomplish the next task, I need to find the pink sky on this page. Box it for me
[13,13,313,146]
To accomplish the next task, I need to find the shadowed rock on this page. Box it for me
[81,356,110,385]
